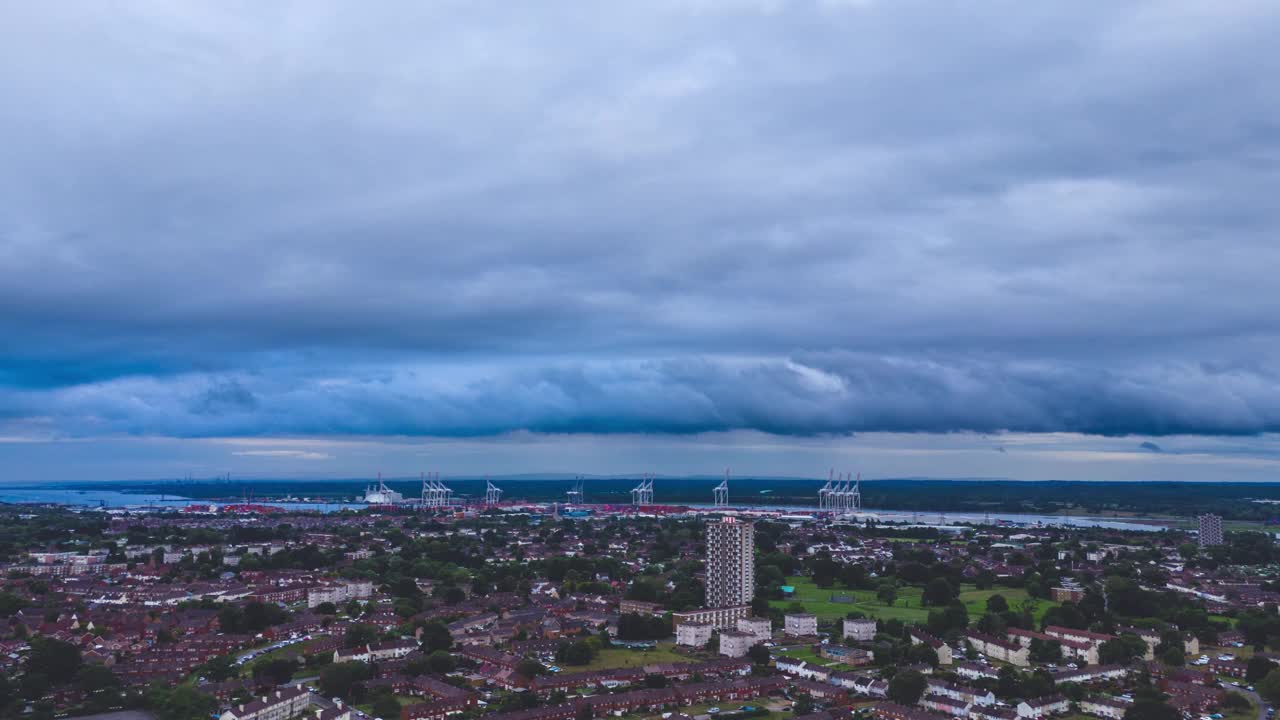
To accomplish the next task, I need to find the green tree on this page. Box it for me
[1029,638,1062,663]
[516,659,546,678]
[889,669,927,705]
[197,654,238,682]
[344,623,378,648]
[253,657,299,686]
[1099,634,1148,665]
[1221,692,1252,711]
[644,673,668,688]
[0,592,29,618]
[427,650,455,674]
[1122,700,1181,720]
[146,685,217,720]
[370,692,401,720]
[26,638,82,685]
[986,594,1009,614]
[1258,668,1280,705]
[419,621,453,653]
[877,582,898,606]
[923,578,957,606]
[555,640,597,666]
[1248,656,1279,683]
[319,662,374,699]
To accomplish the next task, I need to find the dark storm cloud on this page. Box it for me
[1139,441,1164,453]
[5,354,1280,439]
[2,1,1280,441]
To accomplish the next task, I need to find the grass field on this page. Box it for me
[576,642,687,671]
[770,577,929,623]
[957,587,1056,623]
[669,696,782,719]
[356,695,419,717]
[240,634,332,679]
[770,577,1058,625]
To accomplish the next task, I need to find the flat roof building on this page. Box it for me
[706,517,754,609]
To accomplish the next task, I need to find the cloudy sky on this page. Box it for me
[3,1,1280,482]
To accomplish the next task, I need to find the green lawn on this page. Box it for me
[770,577,929,623]
[673,696,780,718]
[770,577,1058,625]
[356,695,419,717]
[575,642,687,671]
[240,634,332,679]
[957,587,1056,623]
[776,646,859,672]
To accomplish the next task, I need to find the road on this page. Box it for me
[1238,687,1269,720]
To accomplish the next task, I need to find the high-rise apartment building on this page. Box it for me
[705,516,754,608]
[1198,514,1224,547]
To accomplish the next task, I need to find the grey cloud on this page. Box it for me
[1,2,1280,442]
[1139,441,1164,452]
[5,354,1280,440]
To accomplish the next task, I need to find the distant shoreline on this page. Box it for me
[5,477,1279,523]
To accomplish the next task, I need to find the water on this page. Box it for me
[0,486,1170,530]
[0,487,364,513]
[683,502,1168,531]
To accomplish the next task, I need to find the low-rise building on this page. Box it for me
[619,599,665,617]
[220,685,311,720]
[673,605,750,630]
[910,628,954,666]
[964,631,1028,667]
[1016,696,1069,719]
[818,644,872,665]
[784,613,818,637]
[719,629,755,658]
[737,616,772,643]
[1080,696,1131,720]
[333,640,418,663]
[921,694,970,717]
[676,621,712,648]
[844,618,876,642]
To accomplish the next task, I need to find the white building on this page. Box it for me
[844,618,876,641]
[1017,696,1070,719]
[220,686,311,720]
[719,629,755,658]
[362,478,404,504]
[1080,697,1131,720]
[673,604,750,630]
[784,613,818,637]
[307,580,374,608]
[333,640,418,663]
[737,616,772,643]
[676,622,713,648]
[776,657,829,681]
